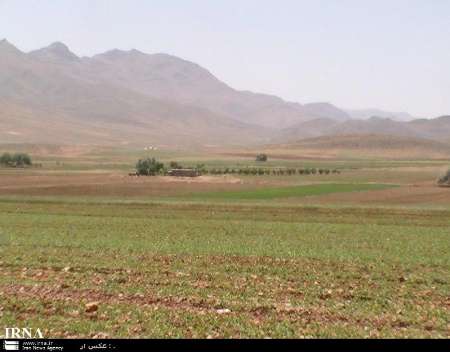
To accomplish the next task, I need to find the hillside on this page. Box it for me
[408,116,450,143]
[265,134,450,159]
[276,116,450,144]
[0,40,272,147]
[344,108,417,121]
[84,49,347,128]
[1,39,448,148]
[0,39,353,146]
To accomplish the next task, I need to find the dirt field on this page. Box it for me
[296,185,450,207]
[1,166,450,207]
[0,173,253,198]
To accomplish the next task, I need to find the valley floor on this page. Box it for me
[0,147,449,338]
[0,200,449,338]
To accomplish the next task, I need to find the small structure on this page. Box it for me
[168,168,200,177]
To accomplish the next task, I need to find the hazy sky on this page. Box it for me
[1,0,449,117]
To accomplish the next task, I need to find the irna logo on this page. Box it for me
[1,327,44,339]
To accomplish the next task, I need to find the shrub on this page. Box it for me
[195,164,206,175]
[256,154,268,162]
[136,158,164,176]
[437,169,450,186]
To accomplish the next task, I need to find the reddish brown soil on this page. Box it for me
[0,173,251,198]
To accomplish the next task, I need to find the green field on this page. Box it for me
[0,147,449,338]
[0,199,449,338]
[184,183,394,200]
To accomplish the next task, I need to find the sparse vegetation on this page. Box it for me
[437,169,450,187]
[0,152,32,167]
[255,153,268,162]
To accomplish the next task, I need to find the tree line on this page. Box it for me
[134,157,340,177]
[202,167,340,176]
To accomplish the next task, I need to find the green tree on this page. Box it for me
[1,153,32,167]
[136,158,164,176]
[195,164,206,174]
[169,161,182,169]
[0,152,12,166]
[13,153,32,167]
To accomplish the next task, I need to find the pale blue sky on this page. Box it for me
[1,0,449,117]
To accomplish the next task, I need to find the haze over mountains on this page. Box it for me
[276,116,450,143]
[1,39,448,148]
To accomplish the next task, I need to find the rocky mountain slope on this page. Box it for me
[1,40,447,148]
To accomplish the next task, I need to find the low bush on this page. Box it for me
[437,169,450,186]
[255,154,268,162]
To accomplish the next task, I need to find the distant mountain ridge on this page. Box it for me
[267,134,450,159]
[0,40,271,146]
[344,108,417,121]
[0,39,447,147]
[275,115,450,144]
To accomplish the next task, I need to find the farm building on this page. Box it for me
[168,169,200,177]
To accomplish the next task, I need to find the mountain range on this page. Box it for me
[0,39,448,148]
[275,116,450,144]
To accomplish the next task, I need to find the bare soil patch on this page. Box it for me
[297,185,450,206]
[0,173,249,198]
[158,175,243,184]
